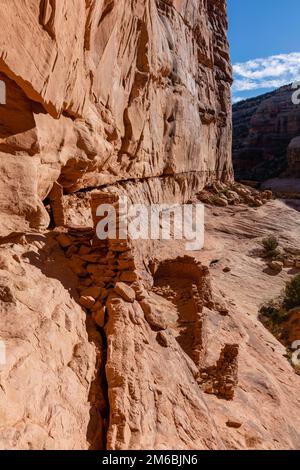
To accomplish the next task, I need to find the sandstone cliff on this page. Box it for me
[233,85,300,181]
[0,0,234,450]
[0,0,233,237]
[1,1,300,452]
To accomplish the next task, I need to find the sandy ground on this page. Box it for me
[201,199,300,316]
[150,198,300,318]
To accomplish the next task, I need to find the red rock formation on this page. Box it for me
[0,0,233,450]
[233,85,300,181]
[2,0,300,452]
[282,308,300,345]
[0,0,233,237]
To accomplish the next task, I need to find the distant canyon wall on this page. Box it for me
[233,85,300,181]
[0,0,233,237]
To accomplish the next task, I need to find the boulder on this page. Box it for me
[79,296,96,309]
[268,261,284,273]
[114,282,136,303]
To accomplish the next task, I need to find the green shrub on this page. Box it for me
[260,235,281,259]
[260,275,300,373]
[259,299,288,323]
[284,274,300,310]
[261,235,278,253]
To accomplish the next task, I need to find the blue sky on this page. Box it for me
[228,0,300,102]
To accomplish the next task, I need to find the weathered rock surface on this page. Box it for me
[0,234,106,450]
[0,0,234,450]
[288,137,300,176]
[0,0,232,237]
[282,308,300,344]
[1,198,300,450]
[103,200,300,450]
[105,294,222,450]
[1,0,300,453]
[233,85,300,181]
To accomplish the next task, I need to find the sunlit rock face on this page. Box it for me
[233,85,300,181]
[0,0,239,452]
[1,1,300,453]
[0,0,232,236]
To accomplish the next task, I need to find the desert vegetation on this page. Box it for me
[260,274,300,324]
[260,274,300,373]
[260,235,281,260]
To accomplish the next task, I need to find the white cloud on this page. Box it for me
[232,52,300,92]
[232,96,244,104]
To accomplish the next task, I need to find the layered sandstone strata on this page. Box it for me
[4,0,299,454]
[0,0,233,237]
[0,0,235,450]
[2,195,300,450]
[233,85,300,181]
